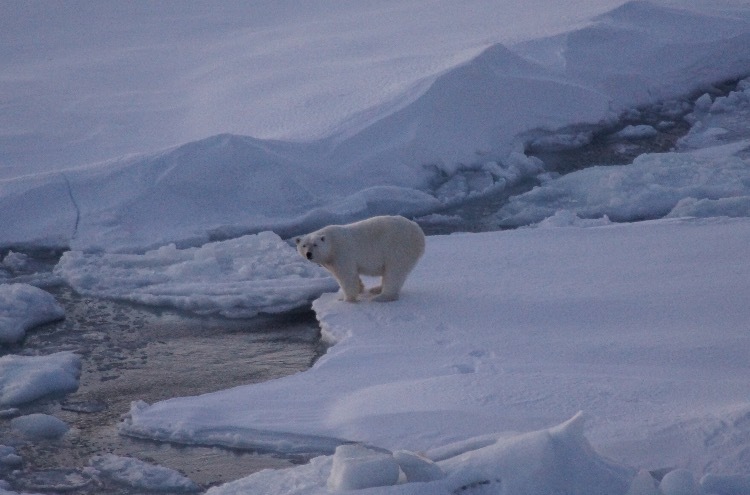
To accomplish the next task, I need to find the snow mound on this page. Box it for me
[206,413,633,495]
[10,413,69,440]
[55,231,337,318]
[0,352,81,407]
[0,283,65,344]
[88,454,199,492]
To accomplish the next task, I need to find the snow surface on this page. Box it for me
[0,352,81,407]
[0,284,64,344]
[0,0,629,178]
[54,231,336,318]
[2,1,750,252]
[123,217,750,493]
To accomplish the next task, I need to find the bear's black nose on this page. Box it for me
[306,252,313,260]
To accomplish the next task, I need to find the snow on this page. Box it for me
[55,232,336,318]
[2,1,750,493]
[0,0,629,179]
[0,352,81,407]
[10,414,69,441]
[0,284,65,344]
[206,413,634,495]
[2,1,750,252]
[88,454,199,492]
[122,217,750,493]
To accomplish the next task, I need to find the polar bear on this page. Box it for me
[296,215,425,302]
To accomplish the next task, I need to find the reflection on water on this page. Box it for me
[1,286,326,493]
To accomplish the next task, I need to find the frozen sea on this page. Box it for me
[3,2,750,495]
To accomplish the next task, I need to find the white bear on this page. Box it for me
[296,215,425,302]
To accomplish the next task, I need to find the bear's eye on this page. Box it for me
[295,238,301,244]
[320,236,325,242]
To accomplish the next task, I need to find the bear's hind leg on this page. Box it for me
[372,269,408,302]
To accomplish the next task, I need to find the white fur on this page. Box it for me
[296,216,425,302]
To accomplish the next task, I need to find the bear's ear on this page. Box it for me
[295,237,301,244]
[320,236,325,242]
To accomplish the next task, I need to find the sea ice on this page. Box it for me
[0,352,81,407]
[495,140,750,226]
[55,232,337,317]
[88,454,199,492]
[2,2,750,252]
[124,217,750,493]
[0,283,65,344]
[659,469,699,495]
[327,444,400,491]
[10,413,69,440]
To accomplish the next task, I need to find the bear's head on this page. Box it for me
[295,232,332,265]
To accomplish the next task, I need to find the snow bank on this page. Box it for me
[122,218,750,490]
[55,231,336,317]
[0,352,80,407]
[0,284,64,344]
[3,2,750,251]
[88,454,199,492]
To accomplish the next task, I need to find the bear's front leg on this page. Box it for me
[333,267,363,303]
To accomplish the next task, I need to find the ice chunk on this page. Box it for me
[393,450,444,482]
[694,93,713,112]
[625,469,659,495]
[440,412,633,495]
[10,413,69,440]
[0,445,22,468]
[89,454,199,492]
[55,232,337,318]
[613,125,658,140]
[659,469,698,495]
[0,352,81,407]
[1,252,29,272]
[700,473,750,495]
[667,196,750,219]
[0,283,65,344]
[327,444,400,491]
